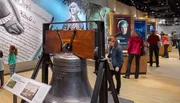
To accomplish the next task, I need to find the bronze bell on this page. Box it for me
[44,53,92,103]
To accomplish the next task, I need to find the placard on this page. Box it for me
[4,73,51,103]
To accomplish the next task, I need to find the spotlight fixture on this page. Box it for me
[161,3,164,5]
[176,3,179,5]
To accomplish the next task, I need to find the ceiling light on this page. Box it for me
[176,3,179,5]
[161,3,164,5]
[178,7,180,9]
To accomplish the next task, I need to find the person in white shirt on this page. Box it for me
[0,50,4,87]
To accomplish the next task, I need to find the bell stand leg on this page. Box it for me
[20,53,45,103]
[42,53,50,84]
[106,61,120,103]
[90,59,120,103]
[99,59,108,103]
[91,61,105,103]
[13,95,17,103]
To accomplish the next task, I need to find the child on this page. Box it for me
[178,41,180,60]
[0,50,4,87]
[8,45,18,77]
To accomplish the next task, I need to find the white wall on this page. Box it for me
[158,25,180,34]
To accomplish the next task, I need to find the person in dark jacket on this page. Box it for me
[123,31,144,79]
[147,30,160,67]
[108,36,123,95]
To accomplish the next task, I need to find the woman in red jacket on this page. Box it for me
[162,34,170,58]
[123,31,144,79]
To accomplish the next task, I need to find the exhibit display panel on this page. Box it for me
[134,20,146,41]
[0,0,53,63]
[111,14,131,49]
[147,22,156,35]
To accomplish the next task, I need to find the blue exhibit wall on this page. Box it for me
[134,20,146,41]
[33,0,86,29]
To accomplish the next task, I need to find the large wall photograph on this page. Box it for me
[33,0,87,30]
[134,20,146,41]
[88,3,111,49]
[0,0,53,63]
[112,15,131,49]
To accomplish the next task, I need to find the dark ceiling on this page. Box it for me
[118,0,180,19]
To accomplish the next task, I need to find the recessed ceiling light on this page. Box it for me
[161,3,164,5]
[176,3,179,5]
[178,7,180,9]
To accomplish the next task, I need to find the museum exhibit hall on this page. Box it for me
[0,0,180,103]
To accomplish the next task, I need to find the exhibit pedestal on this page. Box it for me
[121,55,148,74]
[159,44,172,56]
